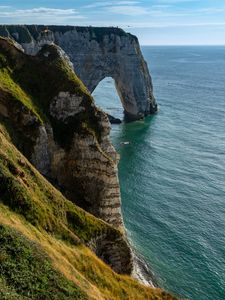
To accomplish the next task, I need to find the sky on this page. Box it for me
[0,0,225,45]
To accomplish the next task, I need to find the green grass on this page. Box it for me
[0,125,121,245]
[0,123,179,300]
[0,67,42,122]
[0,37,103,148]
[0,224,89,300]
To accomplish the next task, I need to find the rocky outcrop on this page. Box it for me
[1,25,157,120]
[50,109,123,227]
[0,37,122,228]
[88,233,132,274]
[107,114,122,124]
[0,36,129,272]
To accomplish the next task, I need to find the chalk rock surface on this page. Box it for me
[1,25,157,120]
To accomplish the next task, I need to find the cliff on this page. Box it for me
[0,37,178,299]
[0,25,157,120]
[0,37,122,228]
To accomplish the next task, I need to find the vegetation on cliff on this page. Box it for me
[0,122,177,300]
[0,37,103,148]
[0,37,178,299]
[0,225,87,300]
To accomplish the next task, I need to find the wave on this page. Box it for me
[130,244,158,287]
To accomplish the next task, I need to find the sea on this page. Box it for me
[92,46,225,300]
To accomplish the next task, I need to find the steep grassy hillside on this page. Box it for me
[0,224,87,300]
[0,126,178,300]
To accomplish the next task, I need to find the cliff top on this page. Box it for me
[0,24,138,44]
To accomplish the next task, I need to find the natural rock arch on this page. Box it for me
[1,25,157,120]
[54,27,157,120]
[92,77,123,119]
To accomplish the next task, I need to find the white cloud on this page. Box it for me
[0,7,86,25]
[83,1,140,9]
[107,5,148,15]
[83,1,225,18]
[83,1,149,17]
[0,7,85,19]
[199,6,225,14]
[127,21,225,28]
[151,5,172,9]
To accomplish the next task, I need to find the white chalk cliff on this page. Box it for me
[2,25,157,120]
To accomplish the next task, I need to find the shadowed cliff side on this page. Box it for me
[0,25,157,120]
[0,37,123,229]
[0,36,131,274]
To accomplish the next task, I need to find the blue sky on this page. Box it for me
[0,0,225,45]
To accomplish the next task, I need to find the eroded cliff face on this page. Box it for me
[0,38,123,228]
[0,40,122,227]
[0,37,133,274]
[1,25,157,120]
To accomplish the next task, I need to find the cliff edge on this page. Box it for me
[0,25,157,120]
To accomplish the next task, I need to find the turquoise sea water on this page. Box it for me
[92,46,225,300]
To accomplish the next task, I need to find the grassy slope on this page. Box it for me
[0,39,42,121]
[0,37,103,148]
[0,127,178,300]
[0,224,88,300]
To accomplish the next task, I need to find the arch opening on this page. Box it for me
[92,77,124,123]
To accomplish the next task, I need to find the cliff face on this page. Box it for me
[1,25,157,120]
[0,37,130,272]
[0,37,123,229]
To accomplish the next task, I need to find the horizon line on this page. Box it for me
[141,44,225,46]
